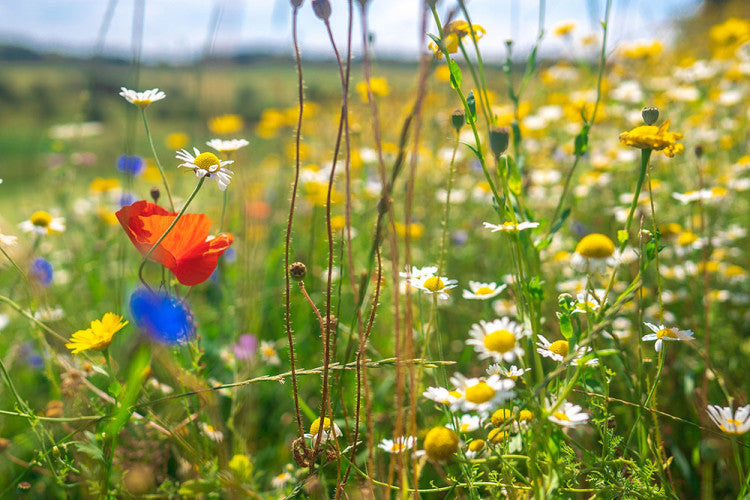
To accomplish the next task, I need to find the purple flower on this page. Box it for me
[30,257,53,287]
[234,334,258,361]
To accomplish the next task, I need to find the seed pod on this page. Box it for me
[641,106,659,125]
[312,0,331,20]
[489,126,510,156]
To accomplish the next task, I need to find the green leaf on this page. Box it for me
[557,312,574,340]
[459,141,482,161]
[466,90,477,123]
[107,381,122,397]
[448,60,462,90]
[105,345,150,438]
[427,33,441,47]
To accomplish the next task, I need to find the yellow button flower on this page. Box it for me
[66,313,128,356]
[619,120,684,157]
[429,20,486,58]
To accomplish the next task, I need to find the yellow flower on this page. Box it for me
[355,77,390,102]
[619,120,684,157]
[709,18,750,59]
[553,21,576,37]
[166,132,189,150]
[208,114,244,135]
[66,313,128,356]
[423,426,459,461]
[620,40,663,59]
[89,177,120,193]
[429,20,486,58]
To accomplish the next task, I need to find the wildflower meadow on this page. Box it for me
[1,0,750,497]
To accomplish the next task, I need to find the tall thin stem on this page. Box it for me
[140,109,175,211]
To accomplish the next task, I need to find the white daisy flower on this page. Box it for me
[176,148,234,191]
[571,289,608,314]
[449,373,516,416]
[548,401,589,427]
[410,272,458,300]
[206,138,250,154]
[706,405,750,435]
[487,364,530,380]
[19,211,66,236]
[642,322,694,352]
[378,435,417,453]
[119,87,166,108]
[271,471,293,489]
[304,417,342,443]
[423,386,460,405]
[570,233,619,274]
[536,335,598,366]
[399,265,437,280]
[259,340,281,366]
[448,414,482,433]
[482,221,540,233]
[462,281,507,300]
[466,318,528,363]
[200,422,224,442]
[0,230,18,248]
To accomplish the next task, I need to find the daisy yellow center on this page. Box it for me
[575,233,615,259]
[553,412,570,421]
[423,427,459,461]
[656,328,678,339]
[519,410,534,422]
[132,99,151,108]
[475,286,495,295]
[422,276,445,292]
[30,211,52,227]
[549,340,569,357]
[205,425,216,433]
[391,443,406,452]
[468,439,485,452]
[483,329,516,353]
[447,390,461,401]
[310,417,332,435]
[263,346,276,357]
[678,231,698,246]
[465,381,495,404]
[194,152,222,173]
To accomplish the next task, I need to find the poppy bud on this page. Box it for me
[489,126,510,156]
[291,0,303,7]
[312,0,331,20]
[641,106,659,125]
[150,187,160,203]
[451,109,465,132]
[694,144,703,158]
[289,262,307,281]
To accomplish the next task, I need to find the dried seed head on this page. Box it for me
[312,0,331,20]
[289,262,307,281]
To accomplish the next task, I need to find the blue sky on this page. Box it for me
[0,0,700,61]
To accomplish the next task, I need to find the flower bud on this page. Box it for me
[290,0,304,7]
[312,0,331,20]
[489,126,510,156]
[450,109,465,132]
[150,187,160,203]
[694,144,703,159]
[289,262,307,281]
[641,106,659,125]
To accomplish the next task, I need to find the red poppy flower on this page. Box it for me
[116,201,233,286]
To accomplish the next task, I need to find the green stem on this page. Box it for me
[140,109,175,211]
[219,188,228,233]
[138,177,205,287]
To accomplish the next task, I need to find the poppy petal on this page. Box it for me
[171,233,234,286]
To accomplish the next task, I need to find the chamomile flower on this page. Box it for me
[448,414,482,433]
[548,401,589,427]
[465,439,486,459]
[423,426,459,461]
[259,340,281,366]
[482,221,540,233]
[706,405,750,435]
[206,138,250,154]
[423,386,461,405]
[399,265,438,280]
[462,281,507,300]
[0,228,18,248]
[570,233,619,274]
[176,148,234,191]
[378,436,417,453]
[642,322,694,351]
[571,289,608,314]
[19,211,66,236]
[536,335,598,365]
[305,417,342,443]
[271,470,293,489]
[200,422,224,442]
[466,318,528,363]
[410,271,458,299]
[119,87,166,108]
[487,364,530,380]
[449,373,516,415]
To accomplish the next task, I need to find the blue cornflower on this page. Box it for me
[116,155,145,176]
[30,257,53,286]
[119,191,136,208]
[129,288,194,345]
